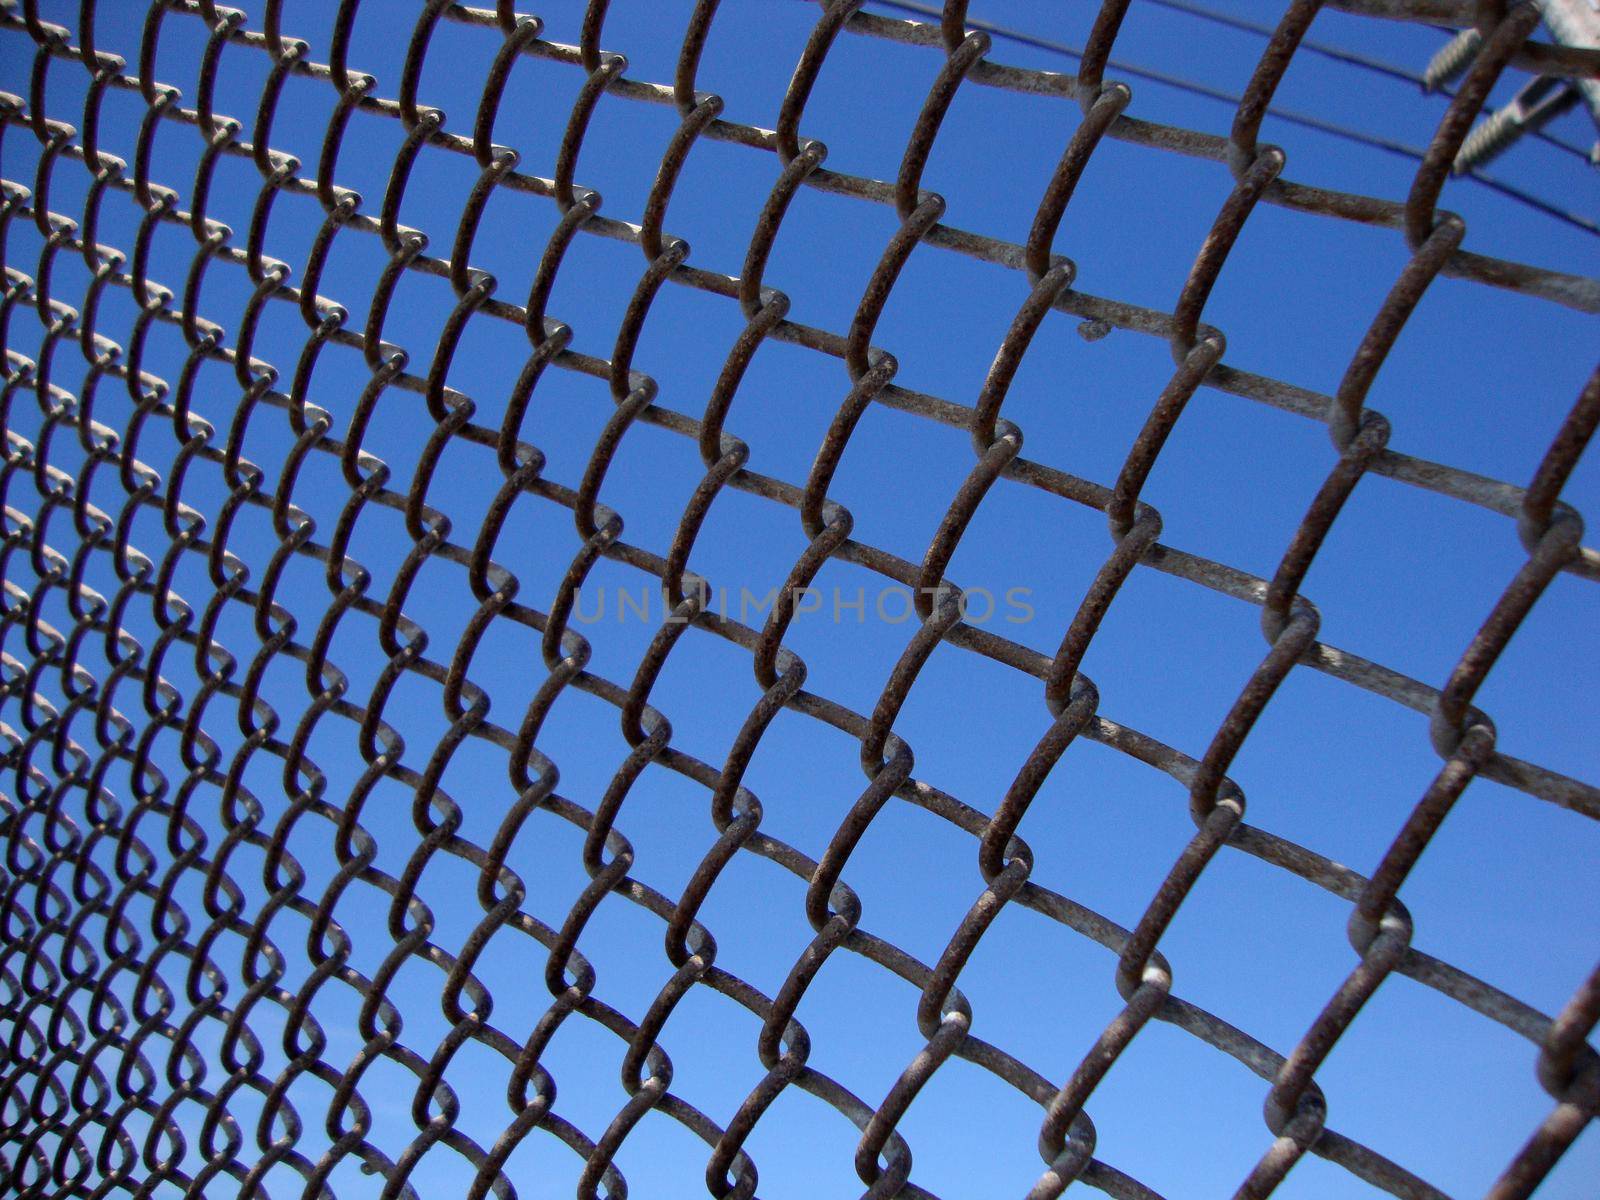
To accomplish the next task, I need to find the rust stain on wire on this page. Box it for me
[0,1,1597,1198]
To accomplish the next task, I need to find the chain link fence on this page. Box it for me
[2,1,1597,1197]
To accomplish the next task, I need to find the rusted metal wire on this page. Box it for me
[0,1,1596,1198]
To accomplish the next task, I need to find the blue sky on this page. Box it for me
[2,2,1597,1198]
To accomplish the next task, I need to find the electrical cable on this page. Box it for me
[863,0,1599,238]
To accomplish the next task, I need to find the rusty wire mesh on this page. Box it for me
[1,0,1598,1197]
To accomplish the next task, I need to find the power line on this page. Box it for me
[862,0,1598,238]
[1139,0,1594,163]
[1143,0,1427,86]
